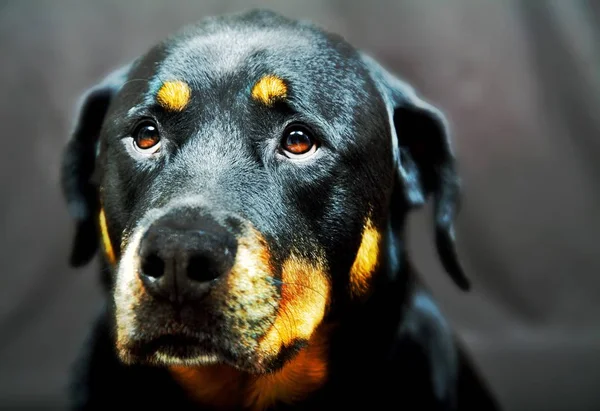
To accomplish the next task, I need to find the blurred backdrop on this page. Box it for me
[1,0,599,409]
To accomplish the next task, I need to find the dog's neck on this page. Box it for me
[168,324,332,411]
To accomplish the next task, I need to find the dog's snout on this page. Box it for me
[137,213,237,304]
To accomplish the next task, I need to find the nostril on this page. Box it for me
[142,253,165,279]
[187,254,223,283]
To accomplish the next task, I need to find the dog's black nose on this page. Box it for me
[137,213,237,304]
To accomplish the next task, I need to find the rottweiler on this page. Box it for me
[60,9,502,411]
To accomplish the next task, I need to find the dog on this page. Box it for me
[60,9,501,411]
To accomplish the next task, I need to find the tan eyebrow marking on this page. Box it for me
[251,75,287,106]
[156,80,191,111]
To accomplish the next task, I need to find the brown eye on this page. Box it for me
[133,121,161,153]
[281,125,317,159]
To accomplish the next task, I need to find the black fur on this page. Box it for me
[62,9,501,410]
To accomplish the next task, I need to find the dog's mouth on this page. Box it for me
[132,333,226,366]
[143,334,215,359]
[123,322,294,373]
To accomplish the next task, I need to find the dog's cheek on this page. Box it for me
[348,216,381,299]
[258,253,330,359]
[214,229,279,352]
[99,204,147,362]
[112,228,148,363]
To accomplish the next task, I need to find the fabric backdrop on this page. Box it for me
[1,1,599,409]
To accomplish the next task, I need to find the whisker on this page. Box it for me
[260,299,289,346]
[272,299,298,342]
[268,278,328,301]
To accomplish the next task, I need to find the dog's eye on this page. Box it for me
[281,125,317,159]
[133,121,161,153]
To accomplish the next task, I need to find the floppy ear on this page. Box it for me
[61,64,131,267]
[362,54,470,291]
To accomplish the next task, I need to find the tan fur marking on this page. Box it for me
[217,228,278,352]
[349,217,381,298]
[99,207,116,265]
[245,326,330,410]
[170,364,243,410]
[156,80,191,111]
[251,75,287,106]
[258,253,330,355]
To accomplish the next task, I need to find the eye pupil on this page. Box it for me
[284,129,313,155]
[134,122,160,151]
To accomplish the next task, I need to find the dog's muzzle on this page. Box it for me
[114,204,283,369]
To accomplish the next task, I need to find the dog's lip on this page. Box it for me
[148,334,204,348]
[137,333,226,361]
[138,332,264,370]
[125,329,282,373]
[140,333,212,353]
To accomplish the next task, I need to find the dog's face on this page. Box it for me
[61,10,468,375]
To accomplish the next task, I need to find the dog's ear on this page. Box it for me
[362,54,470,291]
[61,64,131,267]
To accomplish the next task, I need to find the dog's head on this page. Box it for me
[61,10,468,375]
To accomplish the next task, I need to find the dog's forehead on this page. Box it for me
[131,18,370,114]
[161,27,315,79]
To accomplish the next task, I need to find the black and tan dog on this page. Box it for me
[61,9,501,411]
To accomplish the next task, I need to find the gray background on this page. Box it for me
[1,0,599,410]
